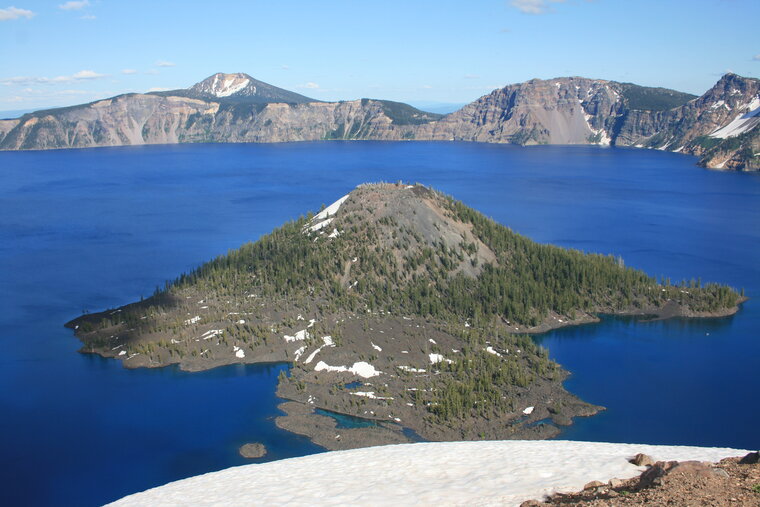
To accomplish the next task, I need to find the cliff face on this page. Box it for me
[414,77,624,145]
[176,99,425,143]
[0,94,220,150]
[613,74,760,164]
[2,72,758,171]
[0,96,425,149]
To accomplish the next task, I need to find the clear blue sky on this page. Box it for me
[1,0,758,111]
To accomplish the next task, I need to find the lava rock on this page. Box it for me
[239,442,267,459]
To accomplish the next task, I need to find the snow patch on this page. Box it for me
[397,365,426,373]
[371,342,382,352]
[307,218,334,233]
[283,329,310,342]
[350,391,393,400]
[485,346,502,357]
[201,329,223,340]
[429,353,452,365]
[710,100,729,110]
[709,96,760,139]
[110,441,749,507]
[234,346,245,359]
[522,406,535,415]
[313,194,349,222]
[303,347,322,364]
[210,75,251,98]
[184,316,201,325]
[314,361,381,378]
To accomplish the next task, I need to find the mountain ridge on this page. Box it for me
[155,72,318,104]
[1,72,757,170]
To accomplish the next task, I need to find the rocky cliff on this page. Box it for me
[1,72,758,170]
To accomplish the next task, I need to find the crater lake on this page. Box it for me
[1,141,758,506]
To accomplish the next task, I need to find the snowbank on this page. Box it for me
[313,360,381,378]
[313,194,349,222]
[108,440,748,507]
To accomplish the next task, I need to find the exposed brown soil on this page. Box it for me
[522,453,760,506]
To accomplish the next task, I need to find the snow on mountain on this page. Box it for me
[108,440,747,506]
[190,73,254,98]
[709,96,760,139]
[183,72,314,104]
[212,74,252,98]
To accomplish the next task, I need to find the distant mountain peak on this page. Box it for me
[190,73,255,98]
[186,72,315,104]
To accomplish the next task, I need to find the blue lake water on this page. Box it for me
[1,142,758,506]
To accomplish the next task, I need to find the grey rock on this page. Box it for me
[711,467,730,478]
[608,478,625,488]
[638,462,670,488]
[630,453,655,466]
[239,442,267,459]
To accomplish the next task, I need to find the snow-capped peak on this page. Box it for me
[190,73,254,98]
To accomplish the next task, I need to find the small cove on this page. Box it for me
[315,408,381,429]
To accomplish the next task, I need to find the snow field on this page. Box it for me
[110,440,748,507]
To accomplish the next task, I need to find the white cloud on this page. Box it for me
[298,82,320,89]
[753,54,760,62]
[121,69,137,75]
[0,87,122,109]
[59,0,89,10]
[80,14,95,20]
[146,87,170,92]
[463,74,480,80]
[0,6,35,20]
[155,60,176,68]
[510,0,565,15]
[71,70,105,80]
[280,64,290,70]
[1,70,107,86]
